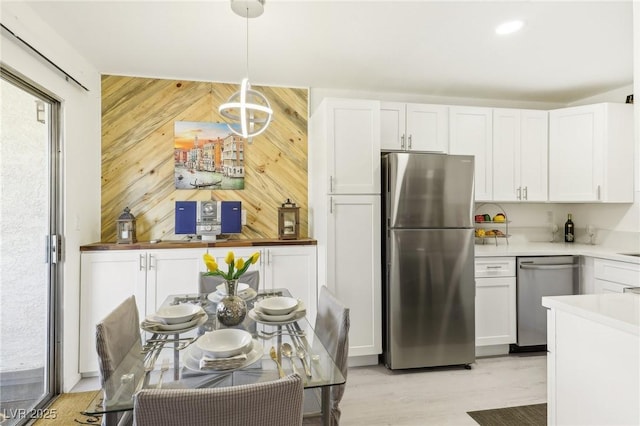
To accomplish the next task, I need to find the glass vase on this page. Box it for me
[216,279,247,327]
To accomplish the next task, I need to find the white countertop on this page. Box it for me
[542,293,640,336]
[474,241,640,264]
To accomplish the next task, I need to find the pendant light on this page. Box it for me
[219,0,273,139]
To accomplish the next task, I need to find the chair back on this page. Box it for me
[313,286,350,425]
[199,270,260,294]
[133,374,304,426]
[96,295,141,426]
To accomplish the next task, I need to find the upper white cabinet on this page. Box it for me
[549,103,633,202]
[310,98,381,195]
[493,109,548,202]
[381,102,448,153]
[449,106,493,201]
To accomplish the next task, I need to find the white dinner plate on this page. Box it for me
[215,282,250,295]
[207,288,257,304]
[184,339,263,373]
[248,305,306,325]
[141,309,207,334]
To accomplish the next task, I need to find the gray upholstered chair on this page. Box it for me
[96,295,142,426]
[199,270,261,294]
[303,286,350,425]
[132,374,304,426]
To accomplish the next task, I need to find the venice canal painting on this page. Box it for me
[174,121,245,190]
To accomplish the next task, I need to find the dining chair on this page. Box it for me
[303,285,350,426]
[132,373,304,426]
[95,295,142,426]
[199,269,261,293]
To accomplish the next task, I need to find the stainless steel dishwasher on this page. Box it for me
[514,256,579,350]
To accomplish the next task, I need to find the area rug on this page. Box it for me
[32,390,102,425]
[467,403,547,426]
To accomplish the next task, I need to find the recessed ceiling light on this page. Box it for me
[495,20,524,35]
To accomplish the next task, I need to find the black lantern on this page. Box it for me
[278,199,299,240]
[116,207,137,244]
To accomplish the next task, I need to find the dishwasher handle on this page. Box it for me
[519,263,578,270]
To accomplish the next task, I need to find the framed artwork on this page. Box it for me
[174,121,245,190]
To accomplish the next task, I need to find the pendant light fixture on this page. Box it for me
[219,0,273,139]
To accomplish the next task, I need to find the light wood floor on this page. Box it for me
[74,352,546,425]
[340,353,547,425]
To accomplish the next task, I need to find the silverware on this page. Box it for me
[258,329,306,337]
[296,345,312,378]
[281,343,299,377]
[156,358,170,389]
[257,331,306,340]
[269,346,285,378]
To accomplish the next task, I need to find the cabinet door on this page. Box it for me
[449,106,493,201]
[380,102,406,151]
[79,251,146,373]
[326,99,381,194]
[327,195,381,357]
[549,104,602,202]
[492,108,521,201]
[262,246,318,324]
[406,103,448,153]
[146,249,205,312]
[475,276,516,346]
[520,110,548,201]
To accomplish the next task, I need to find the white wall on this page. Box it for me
[1,2,101,391]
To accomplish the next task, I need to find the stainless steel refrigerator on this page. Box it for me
[382,152,476,370]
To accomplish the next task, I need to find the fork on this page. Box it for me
[258,329,306,337]
[156,358,170,389]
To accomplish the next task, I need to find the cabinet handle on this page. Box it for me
[486,265,503,269]
[148,254,155,270]
[329,197,334,214]
[516,187,521,200]
[139,254,146,271]
[523,186,528,200]
[329,176,334,193]
[408,134,412,149]
[268,250,272,266]
[597,185,601,201]
[400,134,405,149]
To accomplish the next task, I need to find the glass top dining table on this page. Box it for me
[83,289,344,426]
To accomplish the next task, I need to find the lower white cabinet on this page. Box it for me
[324,194,382,358]
[474,257,516,346]
[593,258,640,294]
[79,244,317,374]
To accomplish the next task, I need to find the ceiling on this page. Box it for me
[22,0,633,104]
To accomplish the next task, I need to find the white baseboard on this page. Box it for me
[476,344,510,357]
[347,354,379,367]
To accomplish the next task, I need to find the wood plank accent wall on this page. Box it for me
[101,75,308,242]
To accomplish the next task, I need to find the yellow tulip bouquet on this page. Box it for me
[203,251,260,280]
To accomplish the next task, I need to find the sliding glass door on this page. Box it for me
[0,69,60,426]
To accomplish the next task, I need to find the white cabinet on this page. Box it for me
[549,103,633,202]
[449,106,493,201]
[79,248,204,373]
[381,102,448,152]
[493,109,548,202]
[324,195,382,358]
[474,257,516,346]
[310,98,380,195]
[593,258,640,294]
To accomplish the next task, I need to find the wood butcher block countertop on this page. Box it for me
[80,238,317,251]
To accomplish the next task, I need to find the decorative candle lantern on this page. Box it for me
[116,207,137,244]
[278,199,299,240]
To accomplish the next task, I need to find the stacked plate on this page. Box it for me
[141,304,207,334]
[207,282,257,303]
[249,296,306,324]
[184,329,262,372]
